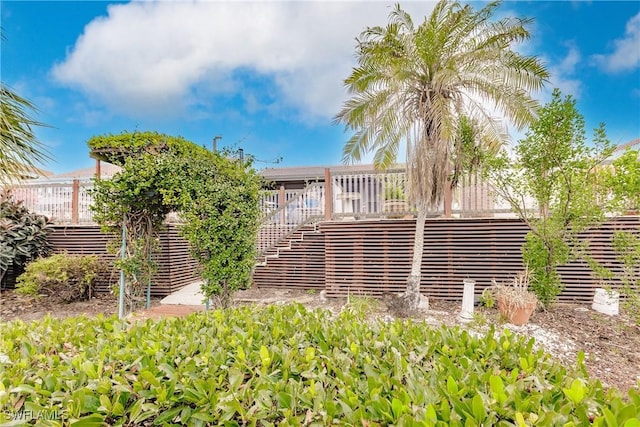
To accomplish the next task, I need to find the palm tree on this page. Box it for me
[0,84,50,183]
[335,0,548,312]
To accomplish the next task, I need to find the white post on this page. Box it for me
[458,279,476,322]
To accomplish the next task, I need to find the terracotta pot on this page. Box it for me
[384,200,408,211]
[497,297,536,326]
[384,200,409,218]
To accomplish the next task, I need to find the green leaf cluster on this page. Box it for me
[1,306,639,425]
[0,192,51,288]
[161,149,262,305]
[605,149,640,213]
[16,253,105,302]
[486,89,614,307]
[88,131,207,166]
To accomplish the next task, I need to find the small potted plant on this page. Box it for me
[492,269,538,325]
[383,175,409,217]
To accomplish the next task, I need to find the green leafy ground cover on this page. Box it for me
[0,305,638,426]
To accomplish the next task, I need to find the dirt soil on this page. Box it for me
[0,291,162,322]
[1,288,639,394]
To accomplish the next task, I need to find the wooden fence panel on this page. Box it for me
[253,216,640,302]
[252,227,325,291]
[2,225,199,296]
[321,217,640,301]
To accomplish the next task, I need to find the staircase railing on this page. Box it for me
[257,182,325,258]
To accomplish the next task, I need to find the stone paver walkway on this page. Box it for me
[129,285,321,321]
[129,281,207,320]
[130,304,205,321]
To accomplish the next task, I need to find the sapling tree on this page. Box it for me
[600,148,640,323]
[486,89,614,307]
[611,230,640,324]
[91,152,176,312]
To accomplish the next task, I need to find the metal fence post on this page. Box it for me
[118,223,127,319]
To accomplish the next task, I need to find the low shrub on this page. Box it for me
[15,253,104,302]
[478,288,495,308]
[1,305,638,425]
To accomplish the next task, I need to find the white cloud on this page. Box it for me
[591,12,640,73]
[52,1,434,121]
[557,43,581,75]
[546,43,583,99]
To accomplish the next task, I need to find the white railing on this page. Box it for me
[331,169,417,218]
[4,170,518,228]
[329,169,514,218]
[6,178,95,224]
[456,171,514,217]
[260,189,299,216]
[257,183,326,256]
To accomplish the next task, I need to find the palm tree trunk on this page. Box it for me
[403,205,427,311]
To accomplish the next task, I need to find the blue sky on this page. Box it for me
[1,1,639,175]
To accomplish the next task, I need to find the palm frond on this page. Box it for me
[0,84,51,183]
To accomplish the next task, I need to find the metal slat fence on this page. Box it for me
[1,224,199,294]
[254,217,640,303]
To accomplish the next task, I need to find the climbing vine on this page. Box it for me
[91,152,175,312]
[162,151,262,307]
[90,131,262,315]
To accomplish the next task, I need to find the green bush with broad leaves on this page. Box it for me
[1,305,639,426]
[0,192,51,289]
[15,253,105,302]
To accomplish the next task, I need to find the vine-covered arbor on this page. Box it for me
[89,131,262,317]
